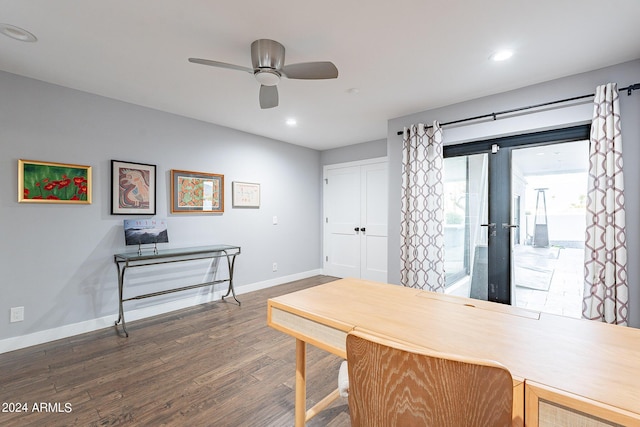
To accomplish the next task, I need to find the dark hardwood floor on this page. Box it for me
[0,275,351,426]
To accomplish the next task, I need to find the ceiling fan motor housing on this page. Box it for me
[252,39,284,86]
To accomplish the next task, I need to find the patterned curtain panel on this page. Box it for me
[401,122,445,292]
[583,83,629,325]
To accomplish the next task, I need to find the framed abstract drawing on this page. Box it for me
[18,159,92,204]
[111,160,156,215]
[232,181,260,208]
[171,169,224,213]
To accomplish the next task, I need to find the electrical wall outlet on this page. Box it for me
[272,262,278,272]
[10,306,24,323]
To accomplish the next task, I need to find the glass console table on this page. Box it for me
[113,245,241,337]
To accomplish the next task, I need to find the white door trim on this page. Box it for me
[323,157,388,173]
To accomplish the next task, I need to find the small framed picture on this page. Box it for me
[171,169,224,213]
[18,159,92,204]
[111,160,156,215]
[123,219,169,246]
[232,181,260,208]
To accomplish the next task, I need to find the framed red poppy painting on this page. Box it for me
[18,159,92,204]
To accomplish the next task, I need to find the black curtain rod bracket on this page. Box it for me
[626,83,640,96]
[397,83,640,136]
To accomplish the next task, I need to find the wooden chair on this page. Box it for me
[346,329,513,427]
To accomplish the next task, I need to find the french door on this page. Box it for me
[443,125,590,306]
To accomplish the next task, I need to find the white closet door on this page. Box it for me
[360,162,388,282]
[325,165,361,278]
[323,160,387,281]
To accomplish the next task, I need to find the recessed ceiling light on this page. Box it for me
[347,88,360,95]
[490,50,513,62]
[0,23,37,42]
[286,118,297,126]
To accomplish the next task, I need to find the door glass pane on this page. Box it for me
[511,140,589,318]
[443,154,488,300]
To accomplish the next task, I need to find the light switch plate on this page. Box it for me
[10,306,24,323]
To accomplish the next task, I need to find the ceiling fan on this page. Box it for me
[189,39,338,109]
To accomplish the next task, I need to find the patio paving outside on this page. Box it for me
[446,245,585,320]
[514,246,584,319]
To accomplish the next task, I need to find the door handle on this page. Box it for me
[354,227,360,232]
[502,223,518,229]
[480,223,496,237]
[361,227,366,233]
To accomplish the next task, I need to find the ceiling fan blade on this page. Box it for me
[259,85,279,109]
[188,58,253,74]
[281,61,338,79]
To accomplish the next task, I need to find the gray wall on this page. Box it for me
[320,138,387,166]
[0,71,322,345]
[387,59,640,328]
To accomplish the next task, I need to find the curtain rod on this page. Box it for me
[396,83,640,135]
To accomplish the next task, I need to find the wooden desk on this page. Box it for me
[267,278,640,427]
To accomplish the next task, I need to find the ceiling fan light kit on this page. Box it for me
[188,38,338,109]
[254,70,280,86]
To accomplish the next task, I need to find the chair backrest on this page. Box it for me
[346,329,513,427]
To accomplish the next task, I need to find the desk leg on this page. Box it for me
[295,339,306,427]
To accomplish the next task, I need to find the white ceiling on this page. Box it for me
[1,1,639,150]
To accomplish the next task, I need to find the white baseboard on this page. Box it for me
[233,269,323,294]
[0,269,322,355]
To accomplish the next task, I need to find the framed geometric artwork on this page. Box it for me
[170,169,224,213]
[18,159,92,204]
[111,160,156,215]
[232,181,260,208]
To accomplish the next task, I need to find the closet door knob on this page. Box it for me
[354,227,360,232]
[361,227,366,232]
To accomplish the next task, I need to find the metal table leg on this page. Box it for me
[114,260,129,337]
[221,251,241,305]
